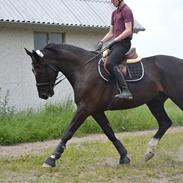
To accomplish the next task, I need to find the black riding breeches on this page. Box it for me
[107,38,131,76]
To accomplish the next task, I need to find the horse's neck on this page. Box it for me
[44,44,97,88]
[63,50,90,69]
[54,46,96,85]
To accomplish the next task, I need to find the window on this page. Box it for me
[34,32,65,50]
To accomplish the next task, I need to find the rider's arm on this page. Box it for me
[114,22,132,42]
[100,25,114,43]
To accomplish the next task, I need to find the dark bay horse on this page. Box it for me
[25,43,183,168]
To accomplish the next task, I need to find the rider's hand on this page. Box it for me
[96,41,103,51]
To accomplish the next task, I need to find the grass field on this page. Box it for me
[0,99,182,145]
[0,130,183,183]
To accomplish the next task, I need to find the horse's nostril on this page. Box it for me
[40,93,48,100]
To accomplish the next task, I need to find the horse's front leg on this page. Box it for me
[43,108,89,168]
[92,112,130,164]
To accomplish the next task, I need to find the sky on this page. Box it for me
[126,0,183,58]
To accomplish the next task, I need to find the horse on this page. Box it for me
[25,43,183,168]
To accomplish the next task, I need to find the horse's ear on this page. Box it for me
[24,48,32,57]
[32,50,39,57]
[32,50,42,61]
[32,50,45,64]
[32,50,44,58]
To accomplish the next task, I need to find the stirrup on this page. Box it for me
[115,89,133,100]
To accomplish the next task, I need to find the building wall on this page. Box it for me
[0,25,105,111]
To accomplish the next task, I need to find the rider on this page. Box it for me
[96,0,134,100]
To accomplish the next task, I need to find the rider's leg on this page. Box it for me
[113,66,133,99]
[107,41,133,100]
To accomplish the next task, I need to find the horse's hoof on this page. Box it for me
[43,157,56,168]
[42,163,53,168]
[145,152,154,161]
[119,156,130,165]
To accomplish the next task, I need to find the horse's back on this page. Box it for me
[142,54,183,67]
[141,54,183,82]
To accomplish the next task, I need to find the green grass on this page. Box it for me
[0,131,183,183]
[0,99,182,145]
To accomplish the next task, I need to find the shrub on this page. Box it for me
[0,88,15,117]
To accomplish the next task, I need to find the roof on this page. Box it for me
[0,0,145,32]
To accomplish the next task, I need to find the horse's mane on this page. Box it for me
[43,43,95,55]
[42,43,98,63]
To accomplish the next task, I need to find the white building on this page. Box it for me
[0,0,144,111]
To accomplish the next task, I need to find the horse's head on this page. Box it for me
[25,48,58,100]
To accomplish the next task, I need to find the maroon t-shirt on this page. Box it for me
[111,4,134,39]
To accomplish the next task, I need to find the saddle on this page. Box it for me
[98,48,144,82]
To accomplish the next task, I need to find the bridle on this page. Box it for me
[35,64,65,89]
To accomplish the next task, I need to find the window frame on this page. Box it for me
[34,31,65,50]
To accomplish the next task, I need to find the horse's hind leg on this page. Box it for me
[92,112,130,164]
[145,95,172,161]
[168,96,183,110]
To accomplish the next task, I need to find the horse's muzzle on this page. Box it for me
[39,90,54,100]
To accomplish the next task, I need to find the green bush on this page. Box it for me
[0,95,182,145]
[0,88,15,116]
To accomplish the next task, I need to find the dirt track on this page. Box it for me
[0,126,183,158]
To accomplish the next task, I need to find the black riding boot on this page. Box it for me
[113,66,133,100]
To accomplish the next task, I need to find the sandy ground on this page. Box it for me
[0,126,183,158]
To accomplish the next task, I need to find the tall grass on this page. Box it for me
[0,93,182,145]
[0,88,15,116]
